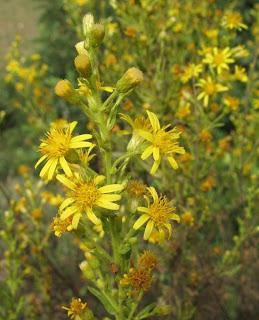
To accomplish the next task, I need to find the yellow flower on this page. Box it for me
[197,76,228,107]
[62,298,87,319]
[121,267,152,293]
[35,121,93,180]
[234,65,248,82]
[133,187,180,240]
[137,111,185,175]
[222,12,247,31]
[181,211,194,226]
[126,180,147,198]
[74,0,88,6]
[51,215,72,237]
[224,95,240,111]
[181,63,203,83]
[139,250,157,270]
[176,102,191,119]
[56,173,124,229]
[203,47,234,74]
[121,113,151,150]
[231,45,249,58]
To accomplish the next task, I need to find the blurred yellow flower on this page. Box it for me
[181,63,203,83]
[203,47,234,74]
[197,76,228,107]
[222,12,247,31]
[182,211,194,226]
[234,65,248,82]
[133,187,180,240]
[62,298,87,319]
[224,95,240,111]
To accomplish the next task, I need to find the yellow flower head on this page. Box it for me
[222,12,248,31]
[234,65,248,83]
[133,187,180,240]
[56,173,124,229]
[51,215,73,237]
[121,267,152,293]
[137,111,185,175]
[139,250,157,270]
[203,47,234,74]
[197,76,228,107]
[35,121,93,180]
[181,63,203,83]
[126,180,147,198]
[62,298,87,319]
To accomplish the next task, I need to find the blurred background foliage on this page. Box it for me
[0,0,258,319]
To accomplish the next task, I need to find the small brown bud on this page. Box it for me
[74,54,92,78]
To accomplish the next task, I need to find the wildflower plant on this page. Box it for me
[35,14,182,319]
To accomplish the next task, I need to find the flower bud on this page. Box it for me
[54,80,74,101]
[74,54,92,78]
[154,305,173,316]
[116,67,143,93]
[89,23,105,47]
[83,13,94,36]
[65,149,80,164]
[75,41,88,55]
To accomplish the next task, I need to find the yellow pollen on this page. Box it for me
[148,197,173,226]
[73,182,100,209]
[153,130,174,154]
[40,128,71,158]
[213,53,224,65]
[204,82,216,95]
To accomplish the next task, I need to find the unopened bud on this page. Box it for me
[54,80,74,101]
[83,13,94,36]
[74,54,92,78]
[89,23,105,47]
[116,67,143,93]
[65,150,80,164]
[75,41,88,55]
[154,305,173,316]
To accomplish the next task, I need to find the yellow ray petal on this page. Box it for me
[69,121,78,133]
[137,206,149,213]
[94,175,105,185]
[69,141,93,148]
[170,213,180,222]
[39,159,54,178]
[48,158,58,180]
[133,214,150,230]
[70,134,92,142]
[60,206,78,220]
[153,147,160,161]
[167,156,178,170]
[98,184,124,193]
[86,208,101,225]
[100,194,121,201]
[147,111,160,131]
[150,159,161,175]
[72,213,81,229]
[59,197,75,212]
[56,174,76,190]
[60,157,72,177]
[144,220,154,240]
[141,145,153,160]
[137,129,153,142]
[96,200,120,210]
[35,155,47,168]
[147,187,158,202]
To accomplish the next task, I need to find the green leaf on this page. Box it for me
[88,286,119,316]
